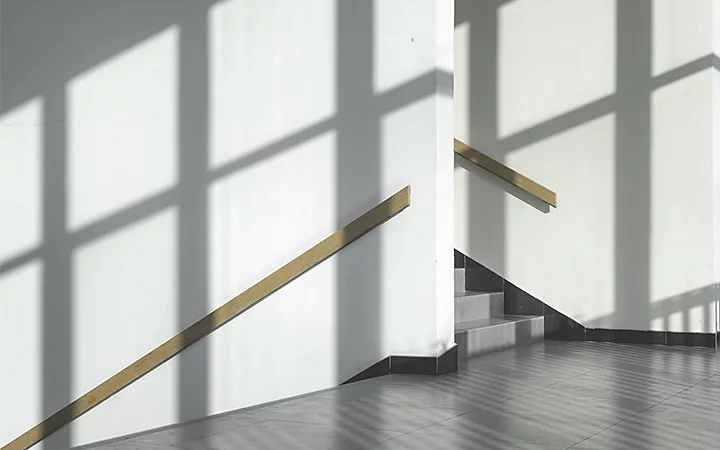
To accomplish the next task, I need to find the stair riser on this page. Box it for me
[455,293,504,322]
[454,269,465,293]
[454,267,504,293]
[455,317,544,360]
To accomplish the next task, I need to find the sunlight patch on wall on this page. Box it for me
[498,0,616,138]
[650,70,714,332]
[453,20,471,143]
[0,260,42,450]
[714,69,720,291]
[714,14,720,332]
[69,354,181,448]
[649,285,717,333]
[380,96,440,355]
[715,0,720,59]
[208,130,337,308]
[505,114,616,325]
[0,98,43,264]
[652,0,714,77]
[71,207,178,403]
[651,300,717,334]
[689,303,710,333]
[207,130,337,412]
[67,26,178,232]
[205,257,338,413]
[373,0,436,94]
[208,0,336,170]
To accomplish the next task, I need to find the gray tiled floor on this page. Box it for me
[89,341,720,450]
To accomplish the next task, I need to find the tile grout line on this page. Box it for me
[375,342,717,449]
[566,368,720,449]
[94,343,720,449]
[372,342,720,448]
[90,344,720,450]
[358,347,602,448]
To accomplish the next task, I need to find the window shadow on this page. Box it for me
[455,0,507,301]
[613,0,652,331]
[0,0,452,448]
[334,0,382,402]
[456,0,718,345]
[1,2,219,448]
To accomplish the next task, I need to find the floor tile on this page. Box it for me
[494,385,659,416]
[572,414,720,450]
[307,377,519,411]
[435,407,619,446]
[98,442,172,450]
[175,420,401,450]
[461,357,594,379]
[307,380,402,404]
[433,368,566,391]
[364,374,438,385]
[123,412,267,446]
[531,374,683,403]
[352,381,521,410]
[630,403,717,425]
[364,414,575,450]
[247,396,469,432]
[366,431,566,450]
[658,390,720,411]
[82,342,720,450]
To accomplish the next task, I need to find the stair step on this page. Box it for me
[455,315,544,360]
[455,291,504,322]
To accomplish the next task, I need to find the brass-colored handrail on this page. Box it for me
[454,139,557,208]
[2,186,411,450]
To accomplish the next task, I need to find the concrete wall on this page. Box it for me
[0,1,454,448]
[455,0,719,334]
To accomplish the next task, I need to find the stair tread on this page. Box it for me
[454,291,502,298]
[455,315,543,332]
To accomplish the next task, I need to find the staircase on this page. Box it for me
[454,251,544,359]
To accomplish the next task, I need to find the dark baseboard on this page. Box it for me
[586,328,666,346]
[456,250,720,349]
[343,345,458,385]
[666,332,718,348]
[437,344,459,374]
[586,329,718,348]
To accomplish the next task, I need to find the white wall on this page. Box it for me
[714,0,720,333]
[455,0,719,333]
[0,0,455,448]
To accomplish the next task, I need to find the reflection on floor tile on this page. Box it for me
[84,342,720,450]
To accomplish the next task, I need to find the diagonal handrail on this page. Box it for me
[454,139,557,208]
[2,185,411,450]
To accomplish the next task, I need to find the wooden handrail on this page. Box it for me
[454,139,557,208]
[2,186,411,450]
